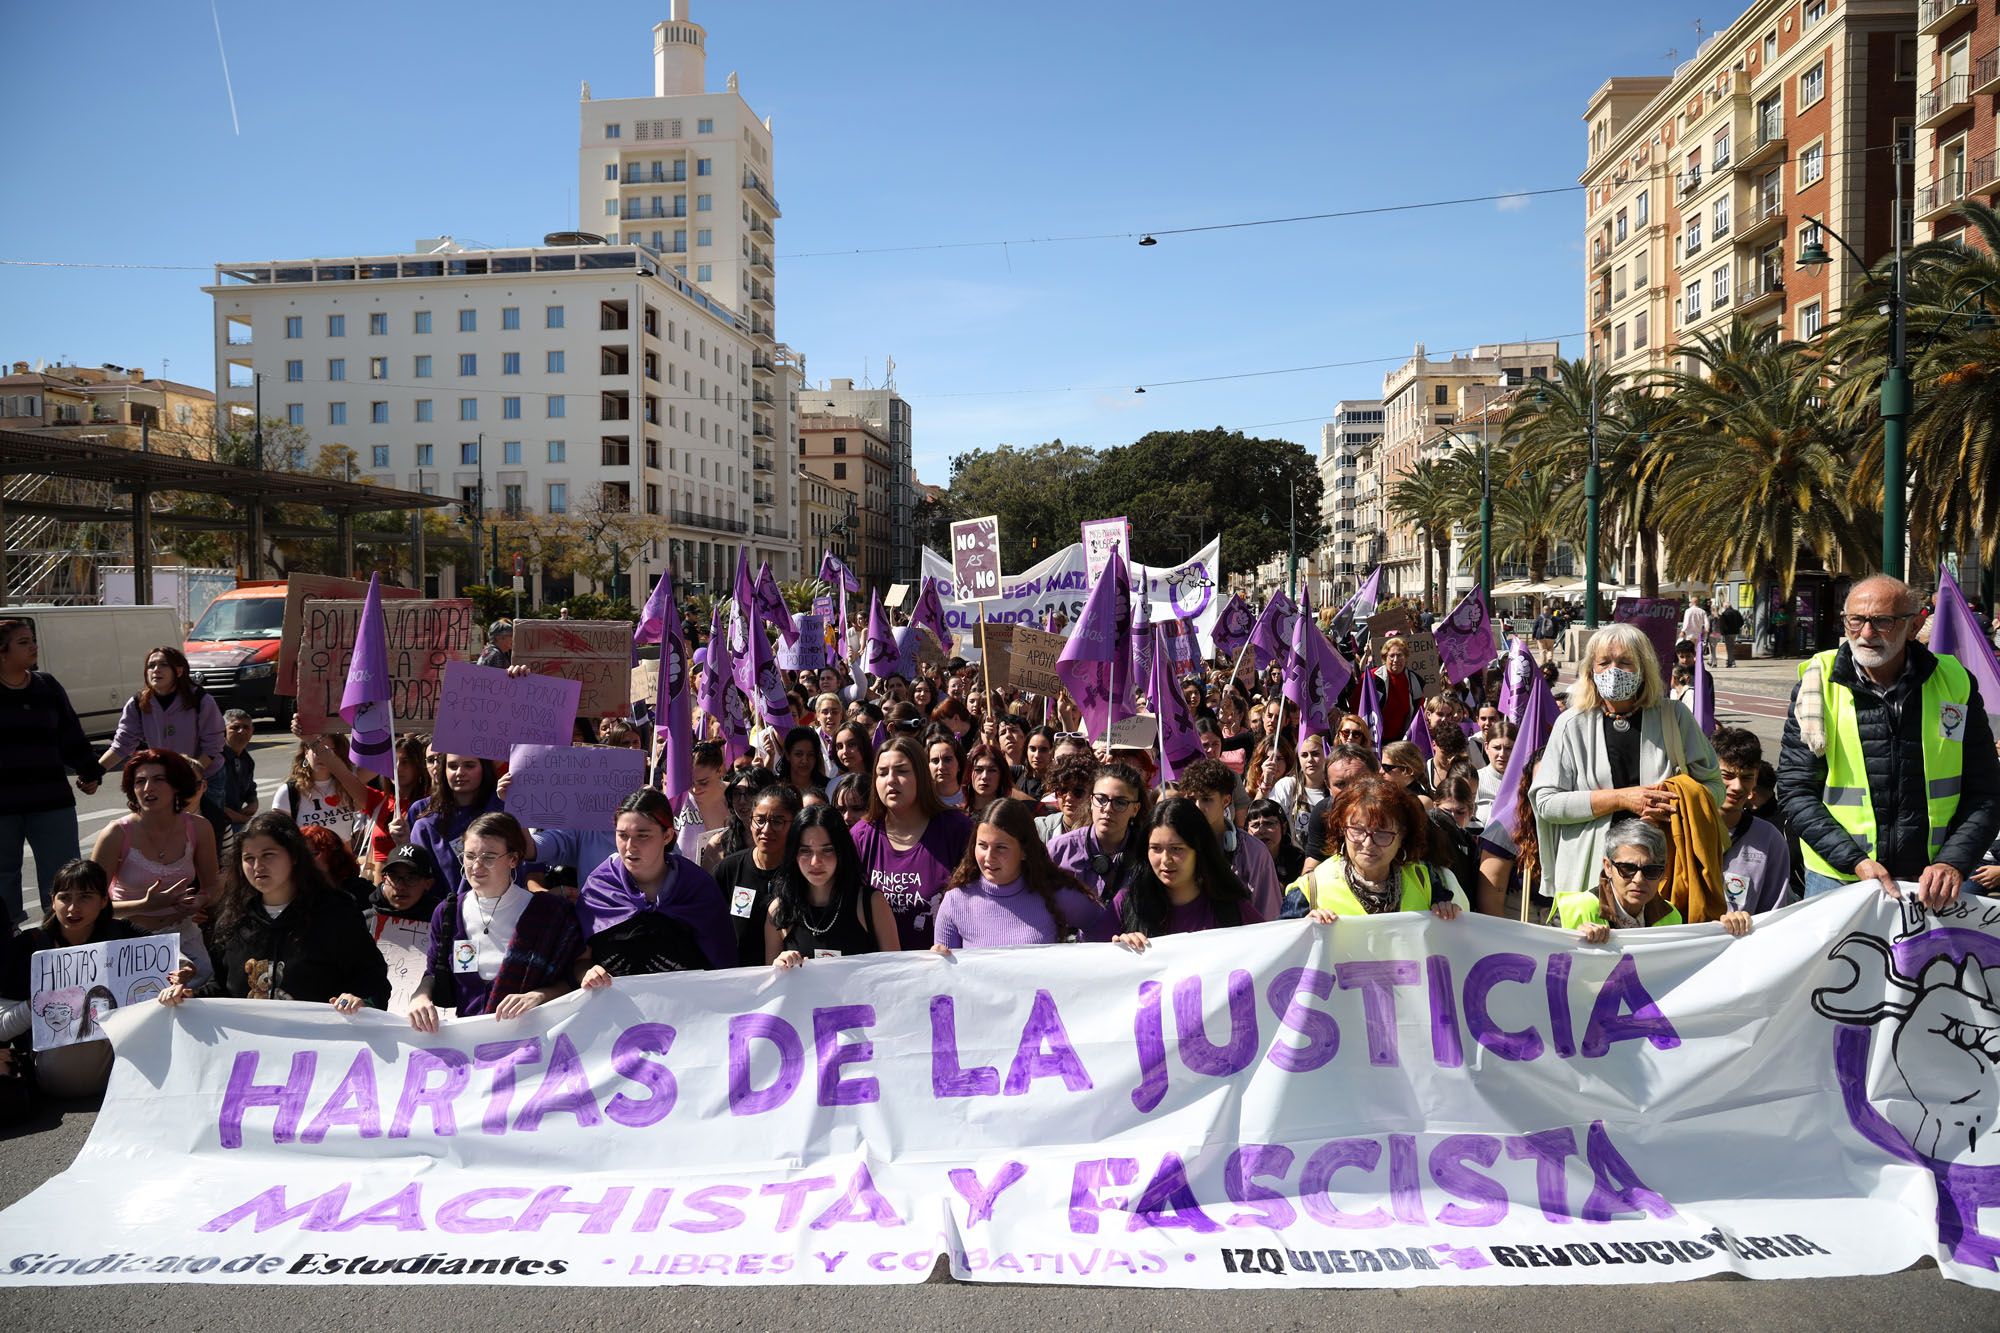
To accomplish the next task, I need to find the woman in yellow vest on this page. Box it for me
[1552,817,1754,943]
[1281,778,1469,922]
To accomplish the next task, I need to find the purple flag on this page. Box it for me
[1129,587,1155,693]
[754,561,799,646]
[1489,665,1559,838]
[1928,568,2000,730]
[1152,623,1203,782]
[698,599,750,763]
[1356,662,1383,749]
[1332,565,1383,638]
[340,573,394,772]
[1691,640,1716,736]
[1056,548,1137,738]
[1281,598,1354,743]
[862,589,901,681]
[818,551,860,594]
[1434,587,1497,684]
[635,571,694,803]
[1498,637,1540,722]
[1211,594,1252,662]
[909,575,955,654]
[1405,705,1435,761]
[1248,590,1298,671]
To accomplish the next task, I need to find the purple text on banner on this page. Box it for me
[431,661,582,760]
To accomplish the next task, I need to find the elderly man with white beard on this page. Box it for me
[1777,574,2000,908]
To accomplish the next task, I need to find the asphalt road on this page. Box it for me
[0,1098,1995,1328]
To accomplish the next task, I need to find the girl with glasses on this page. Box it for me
[408,812,578,1030]
[768,804,895,965]
[1048,763,1151,902]
[1552,817,1753,942]
[1281,780,1467,920]
[712,784,803,965]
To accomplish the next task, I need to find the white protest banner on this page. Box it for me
[921,538,1225,659]
[430,662,582,760]
[511,620,633,719]
[29,932,178,1051]
[1080,516,1130,584]
[503,743,647,832]
[3,890,1995,1290]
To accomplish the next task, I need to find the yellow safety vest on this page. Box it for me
[1550,890,1683,930]
[1290,860,1435,916]
[1800,648,1970,881]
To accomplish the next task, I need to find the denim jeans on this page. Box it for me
[0,806,83,925]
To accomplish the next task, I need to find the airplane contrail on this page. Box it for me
[210,0,241,135]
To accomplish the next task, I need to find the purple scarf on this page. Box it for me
[577,850,735,970]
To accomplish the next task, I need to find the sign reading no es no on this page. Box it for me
[950,515,1003,602]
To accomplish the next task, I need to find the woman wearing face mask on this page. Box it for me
[931,799,1113,952]
[2,860,151,1100]
[573,789,731,985]
[926,730,968,809]
[850,734,973,950]
[408,812,579,1030]
[712,784,802,965]
[1111,797,1258,950]
[768,805,897,965]
[1281,779,1468,920]
[1528,623,1720,906]
[1554,817,1752,942]
[408,754,503,901]
[1047,762,1150,902]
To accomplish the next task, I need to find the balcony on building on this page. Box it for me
[622,202,687,220]
[601,346,630,376]
[1919,0,1977,38]
[1737,257,1786,314]
[1919,74,1973,130]
[750,249,773,274]
[753,448,773,472]
[1918,171,1968,221]
[1740,108,1786,170]
[748,282,774,309]
[623,164,687,185]
[600,391,631,422]
[1976,47,2000,97]
[1675,165,1704,201]
[1735,184,1786,244]
[600,300,629,332]
[1973,152,2000,198]
[742,172,780,213]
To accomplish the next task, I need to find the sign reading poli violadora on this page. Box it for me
[0,890,1994,1290]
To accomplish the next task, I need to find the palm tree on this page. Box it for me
[1507,357,1626,589]
[1385,459,1461,609]
[1483,447,1569,588]
[1654,332,1872,598]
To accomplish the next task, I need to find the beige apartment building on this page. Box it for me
[1582,0,1915,376]
[799,415,894,591]
[1911,0,2000,242]
[0,362,214,451]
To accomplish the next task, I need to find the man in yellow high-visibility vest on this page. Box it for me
[1775,575,1999,910]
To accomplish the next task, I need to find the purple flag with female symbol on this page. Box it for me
[1356,663,1383,749]
[635,571,694,803]
[754,561,799,646]
[909,576,955,655]
[1488,663,1559,838]
[1056,548,1135,737]
[1281,600,1354,743]
[1331,565,1383,639]
[1248,591,1298,671]
[1498,637,1540,722]
[340,574,394,772]
[862,589,901,681]
[1129,588,1155,693]
[1405,705,1435,761]
[1928,568,2000,731]
[1211,594,1253,661]
[1434,587,1497,684]
[697,599,750,763]
[1151,623,1203,782]
[818,551,860,594]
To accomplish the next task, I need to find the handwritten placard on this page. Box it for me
[1080,516,1130,584]
[278,573,421,695]
[504,744,648,831]
[1002,623,1065,695]
[431,662,582,760]
[950,515,1003,602]
[512,619,633,718]
[31,932,179,1050]
[295,599,473,735]
[776,613,827,671]
[368,915,432,1017]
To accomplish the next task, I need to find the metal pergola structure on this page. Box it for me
[0,429,454,604]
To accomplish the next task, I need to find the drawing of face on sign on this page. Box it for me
[1508,650,1535,694]
[756,661,786,714]
[1167,562,1215,620]
[724,684,749,736]
[1814,903,2000,1262]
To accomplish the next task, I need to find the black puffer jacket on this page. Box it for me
[1776,642,2000,878]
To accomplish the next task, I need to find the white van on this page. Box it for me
[4,604,183,738]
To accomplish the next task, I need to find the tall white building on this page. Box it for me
[206,238,776,599]
[578,2,798,582]
[1319,399,1382,602]
[810,375,915,582]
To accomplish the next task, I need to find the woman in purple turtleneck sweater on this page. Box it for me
[931,798,1114,952]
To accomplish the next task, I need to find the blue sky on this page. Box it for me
[0,1,1746,481]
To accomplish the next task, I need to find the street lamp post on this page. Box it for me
[1799,142,1905,579]
[1584,386,1601,629]
[1286,477,1298,602]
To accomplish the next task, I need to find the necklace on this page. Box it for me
[1604,706,1636,733]
[797,895,841,938]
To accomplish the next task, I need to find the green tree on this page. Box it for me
[1385,458,1461,608]
[944,440,1099,569]
[1083,428,1323,574]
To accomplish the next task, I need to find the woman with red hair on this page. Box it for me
[90,747,218,984]
[1279,778,1467,920]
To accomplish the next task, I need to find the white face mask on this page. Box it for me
[1594,666,1642,703]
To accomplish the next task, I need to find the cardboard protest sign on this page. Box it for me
[1001,623,1065,695]
[631,663,659,710]
[949,515,1003,602]
[512,620,633,718]
[898,623,947,673]
[1615,596,1683,669]
[776,614,827,671]
[503,744,648,832]
[431,662,582,760]
[368,916,431,1017]
[1366,609,1444,698]
[30,932,178,1050]
[278,573,420,695]
[294,599,473,735]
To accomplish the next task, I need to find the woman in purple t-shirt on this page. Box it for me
[1113,797,1260,950]
[848,734,971,949]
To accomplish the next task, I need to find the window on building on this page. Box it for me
[1635,189,1649,226]
[286,403,304,426]
[503,484,523,516]
[546,305,564,329]
[328,358,346,381]
[697,229,712,247]
[547,439,566,463]
[1800,62,1824,109]
[1799,142,1824,188]
[371,445,390,468]
[416,443,434,466]
[1799,300,1823,340]
[696,194,712,212]
[547,350,565,373]
[697,264,712,283]
[327,314,345,337]
[1803,0,1825,30]
[503,396,521,420]
[1687,278,1703,319]
[461,441,480,465]
[548,481,568,513]
[411,310,430,335]
[1614,324,1628,358]
[503,440,522,465]
[366,356,385,380]
[1433,385,1448,405]
[371,401,388,424]
[458,309,476,333]
[284,316,302,339]
[459,353,477,376]
[1897,34,1918,81]
[459,398,477,421]
[286,360,303,382]
[697,158,712,176]
[502,306,520,331]
[1713,131,1731,167]
[1713,264,1731,306]
[503,352,521,376]
[697,118,714,134]
[833,462,846,480]
[1763,32,1777,64]
[833,437,847,454]
[1615,209,1628,243]
[1713,196,1730,238]
[1634,312,1649,349]
[605,164,617,181]
[329,402,347,426]
[368,312,387,336]
[548,395,566,419]
[605,123,621,138]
